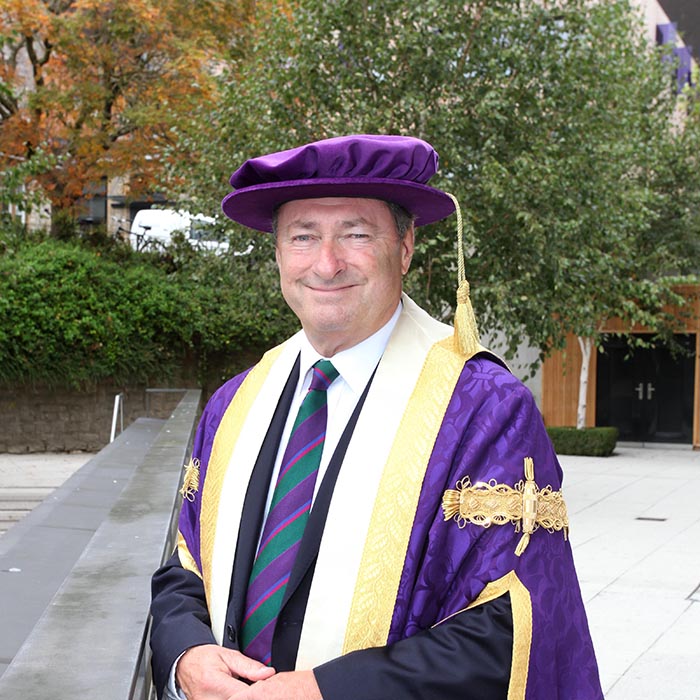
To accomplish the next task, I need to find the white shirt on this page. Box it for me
[167,302,402,698]
[262,301,402,519]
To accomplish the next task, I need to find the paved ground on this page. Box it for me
[0,452,95,536]
[560,445,700,700]
[0,445,698,699]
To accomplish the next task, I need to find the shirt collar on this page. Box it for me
[299,301,402,396]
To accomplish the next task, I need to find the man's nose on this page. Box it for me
[313,239,345,278]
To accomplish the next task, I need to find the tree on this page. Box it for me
[0,0,252,223]
[172,0,699,428]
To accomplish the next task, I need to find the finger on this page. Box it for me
[221,650,276,682]
[179,667,243,700]
[177,645,249,699]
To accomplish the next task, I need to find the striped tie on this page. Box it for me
[240,359,339,664]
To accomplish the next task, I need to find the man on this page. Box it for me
[150,134,603,700]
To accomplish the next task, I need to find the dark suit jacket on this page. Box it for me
[150,360,513,699]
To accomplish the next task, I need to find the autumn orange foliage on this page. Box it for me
[0,0,252,213]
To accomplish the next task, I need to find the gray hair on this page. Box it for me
[385,201,415,240]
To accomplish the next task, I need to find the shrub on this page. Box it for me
[0,235,297,388]
[0,239,195,386]
[546,426,619,457]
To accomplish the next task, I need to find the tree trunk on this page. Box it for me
[576,336,593,430]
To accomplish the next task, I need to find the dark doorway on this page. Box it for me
[596,334,696,444]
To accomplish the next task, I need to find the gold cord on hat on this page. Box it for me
[445,193,481,357]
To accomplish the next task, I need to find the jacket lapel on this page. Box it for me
[225,356,300,645]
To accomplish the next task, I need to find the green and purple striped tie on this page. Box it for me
[240,359,339,664]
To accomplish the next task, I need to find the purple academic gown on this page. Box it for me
[385,356,602,698]
[151,353,603,700]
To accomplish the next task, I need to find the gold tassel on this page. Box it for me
[514,533,530,557]
[180,457,200,502]
[454,279,481,358]
[442,486,462,521]
[445,193,481,358]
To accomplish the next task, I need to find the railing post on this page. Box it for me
[110,392,124,443]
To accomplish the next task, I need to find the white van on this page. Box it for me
[129,209,228,253]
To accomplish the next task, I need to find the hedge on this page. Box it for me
[0,235,297,388]
[546,426,619,457]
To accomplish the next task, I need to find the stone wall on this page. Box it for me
[0,346,270,453]
[0,383,196,453]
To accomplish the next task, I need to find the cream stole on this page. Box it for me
[202,295,466,660]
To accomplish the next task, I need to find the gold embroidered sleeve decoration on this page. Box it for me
[180,457,200,502]
[441,457,569,556]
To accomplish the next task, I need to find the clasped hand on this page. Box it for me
[176,644,322,700]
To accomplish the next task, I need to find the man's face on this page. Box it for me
[275,197,414,356]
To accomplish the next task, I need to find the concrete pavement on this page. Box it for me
[561,445,700,700]
[0,444,698,699]
[0,452,95,536]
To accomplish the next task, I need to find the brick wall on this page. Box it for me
[0,384,194,453]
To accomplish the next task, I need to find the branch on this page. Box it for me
[45,0,77,15]
[455,0,488,78]
[23,35,53,88]
[0,88,19,121]
[109,123,137,142]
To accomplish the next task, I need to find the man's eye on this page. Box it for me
[291,234,313,243]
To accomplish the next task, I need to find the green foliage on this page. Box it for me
[0,239,189,386]
[546,426,619,457]
[0,149,55,215]
[167,230,299,382]
[168,0,700,361]
[0,234,297,388]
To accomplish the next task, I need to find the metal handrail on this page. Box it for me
[0,389,202,700]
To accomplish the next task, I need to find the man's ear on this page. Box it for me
[401,225,415,275]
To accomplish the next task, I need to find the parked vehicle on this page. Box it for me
[129,209,228,253]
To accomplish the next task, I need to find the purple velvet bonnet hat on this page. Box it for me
[221,134,455,233]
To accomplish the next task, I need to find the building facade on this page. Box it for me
[542,286,700,448]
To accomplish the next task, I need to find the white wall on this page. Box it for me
[481,331,543,409]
